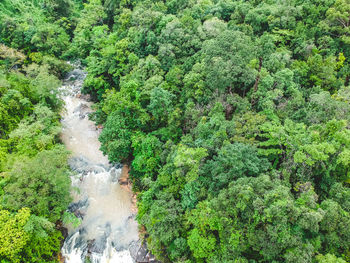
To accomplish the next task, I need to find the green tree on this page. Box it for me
[322,0,350,44]
[0,208,30,263]
[3,146,71,222]
[202,30,256,95]
[202,142,270,194]
[188,175,324,262]
[10,104,61,156]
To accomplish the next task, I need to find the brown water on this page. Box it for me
[60,66,139,263]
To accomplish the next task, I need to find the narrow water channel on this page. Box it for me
[59,66,139,262]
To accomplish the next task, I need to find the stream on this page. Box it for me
[59,66,140,262]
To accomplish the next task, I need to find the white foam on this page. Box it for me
[60,66,138,263]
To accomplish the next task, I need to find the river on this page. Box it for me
[59,66,139,262]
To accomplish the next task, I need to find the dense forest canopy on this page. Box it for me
[0,1,79,262]
[1,0,350,262]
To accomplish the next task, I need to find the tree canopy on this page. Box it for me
[1,0,350,262]
[69,0,350,262]
[0,2,77,261]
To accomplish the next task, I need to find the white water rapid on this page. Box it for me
[60,66,139,263]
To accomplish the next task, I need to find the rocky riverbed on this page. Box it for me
[59,65,158,263]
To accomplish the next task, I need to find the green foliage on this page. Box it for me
[202,142,270,194]
[9,104,61,156]
[99,111,135,163]
[188,175,324,262]
[0,208,30,263]
[72,0,350,261]
[319,200,350,254]
[139,191,184,260]
[62,211,82,228]
[2,0,350,262]
[22,229,63,263]
[202,30,256,94]
[321,0,350,44]
[316,253,347,263]
[131,133,162,189]
[0,0,79,58]
[0,208,64,263]
[2,146,71,222]
[68,0,107,58]
[259,118,350,196]
[0,39,73,263]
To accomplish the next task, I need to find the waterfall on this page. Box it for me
[60,64,139,263]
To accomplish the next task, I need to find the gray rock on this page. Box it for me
[68,198,89,219]
[88,224,111,254]
[68,156,90,172]
[129,240,161,263]
[68,156,107,175]
[110,167,119,182]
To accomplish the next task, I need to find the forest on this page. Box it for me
[0,0,78,262]
[1,0,350,262]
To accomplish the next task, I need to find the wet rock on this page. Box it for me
[68,198,89,212]
[129,240,142,261]
[88,224,111,254]
[110,167,119,182]
[114,163,123,169]
[113,238,128,251]
[56,221,68,240]
[74,103,90,116]
[127,214,135,221]
[118,177,128,185]
[84,164,106,174]
[88,238,106,254]
[61,227,68,239]
[122,214,137,233]
[64,229,88,252]
[102,163,113,171]
[68,156,90,172]
[118,165,130,186]
[68,156,108,175]
[79,93,91,101]
[79,112,86,119]
[129,240,161,263]
[66,68,86,83]
[104,223,112,237]
[74,210,85,219]
[74,104,92,119]
[68,198,89,219]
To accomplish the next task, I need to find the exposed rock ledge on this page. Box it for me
[119,164,138,214]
